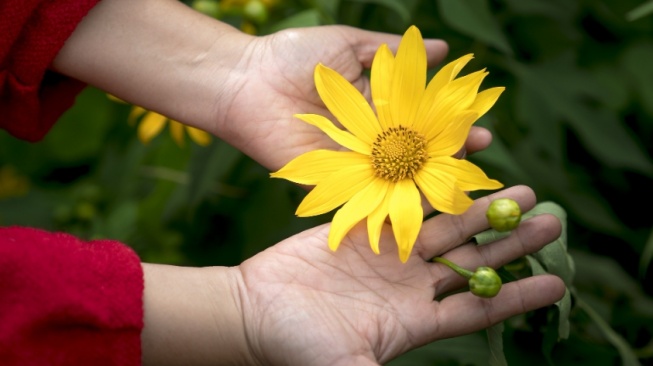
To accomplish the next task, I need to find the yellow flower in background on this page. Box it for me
[271,26,504,262]
[129,106,212,147]
[107,95,211,147]
[192,0,281,34]
[0,165,30,200]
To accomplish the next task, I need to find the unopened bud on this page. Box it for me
[486,198,521,232]
[469,266,502,298]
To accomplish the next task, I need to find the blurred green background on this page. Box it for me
[1,0,652,364]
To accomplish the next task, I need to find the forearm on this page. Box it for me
[51,0,252,132]
[141,264,253,365]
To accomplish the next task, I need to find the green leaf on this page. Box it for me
[621,42,653,116]
[387,332,489,365]
[514,81,564,163]
[522,202,566,245]
[572,106,652,175]
[97,200,138,242]
[44,87,114,163]
[572,250,653,318]
[590,65,630,111]
[314,0,340,23]
[473,229,511,246]
[554,288,571,339]
[507,141,623,236]
[487,322,507,366]
[503,0,579,21]
[437,0,513,55]
[186,141,243,211]
[522,202,574,286]
[530,254,572,340]
[346,0,411,26]
[640,228,653,278]
[572,288,642,366]
[522,202,573,341]
[266,9,322,33]
[509,57,653,176]
[626,0,653,21]
[471,117,532,184]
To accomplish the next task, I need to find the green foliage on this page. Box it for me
[1,0,652,364]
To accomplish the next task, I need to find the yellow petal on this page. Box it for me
[270,150,369,185]
[296,164,375,217]
[389,25,426,129]
[169,120,185,147]
[186,125,212,146]
[128,106,147,126]
[106,94,127,104]
[388,179,423,263]
[469,87,505,119]
[424,157,503,191]
[426,111,478,157]
[414,168,473,215]
[414,54,474,132]
[425,54,475,100]
[328,178,389,251]
[367,183,394,254]
[315,64,381,144]
[371,44,395,130]
[295,114,371,155]
[422,70,487,140]
[137,112,167,144]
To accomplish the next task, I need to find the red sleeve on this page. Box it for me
[0,226,144,366]
[0,0,100,142]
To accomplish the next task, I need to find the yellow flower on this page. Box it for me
[0,165,30,200]
[107,94,211,147]
[129,107,212,147]
[271,26,504,262]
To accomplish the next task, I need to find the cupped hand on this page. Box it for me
[233,185,566,365]
[216,25,490,172]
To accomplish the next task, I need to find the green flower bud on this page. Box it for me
[192,0,221,18]
[243,0,268,24]
[486,198,521,232]
[469,266,502,298]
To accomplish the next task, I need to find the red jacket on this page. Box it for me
[0,1,144,364]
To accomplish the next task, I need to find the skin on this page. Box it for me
[52,0,486,172]
[50,0,566,364]
[140,186,564,366]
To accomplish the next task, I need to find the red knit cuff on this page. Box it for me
[0,226,144,366]
[0,0,100,142]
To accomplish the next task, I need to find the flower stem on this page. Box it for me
[433,257,474,279]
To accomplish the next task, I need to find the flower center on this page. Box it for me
[371,126,427,182]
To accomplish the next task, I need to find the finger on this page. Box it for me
[413,185,537,261]
[432,213,562,295]
[424,274,565,341]
[454,126,492,159]
[465,126,492,155]
[344,25,449,68]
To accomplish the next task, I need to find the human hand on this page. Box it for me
[53,3,488,172]
[214,25,490,172]
[229,185,565,365]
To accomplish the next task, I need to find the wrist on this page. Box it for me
[52,0,254,135]
[141,264,255,365]
[202,266,259,365]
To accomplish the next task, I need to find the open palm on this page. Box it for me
[215,25,470,172]
[234,186,565,365]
